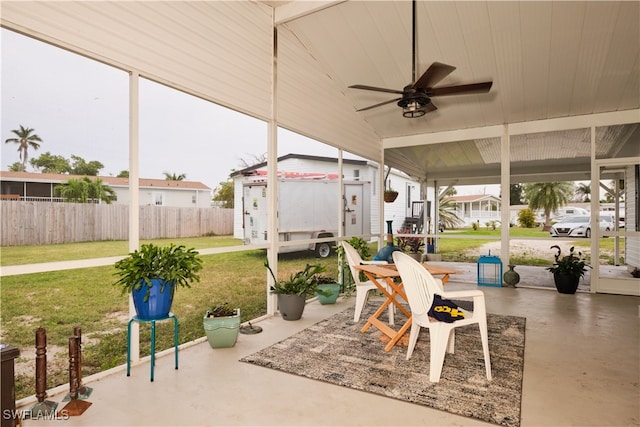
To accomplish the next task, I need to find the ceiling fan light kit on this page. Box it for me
[349,0,493,119]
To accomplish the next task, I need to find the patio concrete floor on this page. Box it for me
[16,277,640,427]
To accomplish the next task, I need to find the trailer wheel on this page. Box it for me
[315,242,332,258]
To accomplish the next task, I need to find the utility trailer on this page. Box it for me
[242,176,371,257]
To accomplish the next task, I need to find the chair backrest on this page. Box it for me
[393,251,444,316]
[341,241,365,286]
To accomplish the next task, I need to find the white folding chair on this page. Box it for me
[341,241,394,324]
[393,251,492,383]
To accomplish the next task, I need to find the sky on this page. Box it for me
[1,28,497,196]
[0,28,347,190]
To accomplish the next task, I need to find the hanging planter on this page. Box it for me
[384,190,399,203]
[382,164,398,203]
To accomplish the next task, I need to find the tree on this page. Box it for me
[164,172,187,181]
[438,187,462,230]
[509,183,524,205]
[213,180,234,208]
[238,153,266,168]
[69,155,103,176]
[8,162,24,172]
[523,182,574,231]
[30,152,71,174]
[55,176,116,204]
[575,182,591,202]
[117,170,129,178]
[4,125,42,171]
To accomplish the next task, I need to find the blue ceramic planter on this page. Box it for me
[132,278,175,319]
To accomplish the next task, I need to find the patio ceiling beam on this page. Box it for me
[273,1,345,25]
[383,109,640,149]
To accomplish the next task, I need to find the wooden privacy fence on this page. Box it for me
[1,201,233,246]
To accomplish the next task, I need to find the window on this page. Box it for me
[153,192,164,206]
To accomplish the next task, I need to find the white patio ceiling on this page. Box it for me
[1,1,639,187]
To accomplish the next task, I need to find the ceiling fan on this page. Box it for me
[349,0,493,118]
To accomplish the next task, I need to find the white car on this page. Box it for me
[549,215,612,238]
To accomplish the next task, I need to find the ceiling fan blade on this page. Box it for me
[355,98,402,112]
[348,84,404,95]
[412,62,456,90]
[429,81,493,96]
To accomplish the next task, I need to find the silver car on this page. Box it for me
[549,215,612,238]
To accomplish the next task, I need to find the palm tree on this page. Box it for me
[163,172,186,181]
[438,187,463,230]
[523,182,574,231]
[575,182,591,202]
[4,125,42,171]
[54,177,116,204]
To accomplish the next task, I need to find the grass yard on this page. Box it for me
[1,243,341,400]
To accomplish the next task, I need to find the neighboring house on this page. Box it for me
[229,154,422,239]
[0,171,212,207]
[446,194,502,227]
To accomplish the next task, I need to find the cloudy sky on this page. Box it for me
[1,28,346,190]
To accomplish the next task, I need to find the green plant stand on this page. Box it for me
[126,313,179,382]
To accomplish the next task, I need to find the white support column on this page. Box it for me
[338,150,344,238]
[266,23,279,315]
[128,71,140,362]
[590,126,599,293]
[378,152,386,249]
[500,125,511,269]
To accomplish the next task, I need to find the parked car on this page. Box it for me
[549,215,612,238]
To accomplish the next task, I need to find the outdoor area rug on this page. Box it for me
[240,304,526,427]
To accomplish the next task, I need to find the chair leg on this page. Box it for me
[446,330,455,354]
[479,320,492,380]
[405,323,421,360]
[429,326,448,382]
[353,288,369,322]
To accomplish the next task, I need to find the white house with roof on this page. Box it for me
[446,194,502,227]
[0,171,212,207]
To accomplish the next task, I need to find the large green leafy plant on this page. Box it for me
[113,243,203,300]
[546,245,591,279]
[265,260,326,296]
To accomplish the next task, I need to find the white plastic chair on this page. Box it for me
[341,241,393,323]
[392,251,492,383]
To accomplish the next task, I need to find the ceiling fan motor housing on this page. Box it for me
[398,86,430,118]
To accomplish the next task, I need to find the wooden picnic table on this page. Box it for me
[354,263,460,352]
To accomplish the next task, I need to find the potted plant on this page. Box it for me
[314,275,341,305]
[113,243,203,319]
[547,245,591,294]
[265,260,325,320]
[382,165,399,203]
[203,302,241,348]
[384,188,399,203]
[395,228,425,262]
